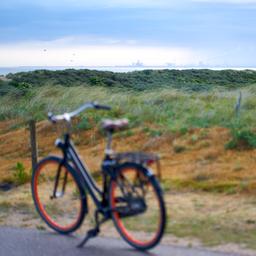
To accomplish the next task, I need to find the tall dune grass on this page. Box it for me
[1,85,256,133]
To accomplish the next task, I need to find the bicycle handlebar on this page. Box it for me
[48,102,111,124]
[93,103,111,110]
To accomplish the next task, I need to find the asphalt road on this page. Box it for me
[0,227,241,256]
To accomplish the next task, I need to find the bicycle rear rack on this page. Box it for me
[113,152,162,180]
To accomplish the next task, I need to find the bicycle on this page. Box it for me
[31,102,166,251]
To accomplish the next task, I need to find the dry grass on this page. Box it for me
[1,120,256,193]
[1,120,256,253]
[1,184,256,253]
[166,192,256,249]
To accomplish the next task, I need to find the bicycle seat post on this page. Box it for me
[105,131,113,156]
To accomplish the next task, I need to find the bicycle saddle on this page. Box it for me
[101,118,129,132]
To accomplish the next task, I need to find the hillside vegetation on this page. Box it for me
[1,69,256,149]
[1,68,256,171]
[2,69,256,250]
[4,68,256,91]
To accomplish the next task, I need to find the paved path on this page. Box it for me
[0,227,241,256]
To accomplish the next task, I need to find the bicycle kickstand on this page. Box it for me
[77,210,103,248]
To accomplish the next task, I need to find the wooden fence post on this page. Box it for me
[235,91,242,118]
[29,120,38,170]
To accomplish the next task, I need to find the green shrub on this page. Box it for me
[12,162,30,185]
[179,127,189,135]
[5,69,256,91]
[226,129,256,150]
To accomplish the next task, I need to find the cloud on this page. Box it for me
[0,38,202,66]
[1,35,255,68]
[1,1,255,67]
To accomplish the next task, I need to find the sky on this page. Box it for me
[0,0,255,67]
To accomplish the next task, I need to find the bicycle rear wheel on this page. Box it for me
[31,156,87,234]
[109,163,166,251]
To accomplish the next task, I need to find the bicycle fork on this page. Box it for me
[50,164,68,199]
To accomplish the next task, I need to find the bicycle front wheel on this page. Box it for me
[109,163,166,251]
[31,156,87,234]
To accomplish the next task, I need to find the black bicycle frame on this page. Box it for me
[55,133,114,213]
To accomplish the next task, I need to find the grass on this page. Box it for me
[168,217,256,249]
[164,192,256,250]
[12,162,31,186]
[165,179,240,193]
[2,84,256,132]
[0,201,12,212]
[0,200,33,215]
[4,184,256,251]
[226,127,256,150]
[14,202,34,214]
